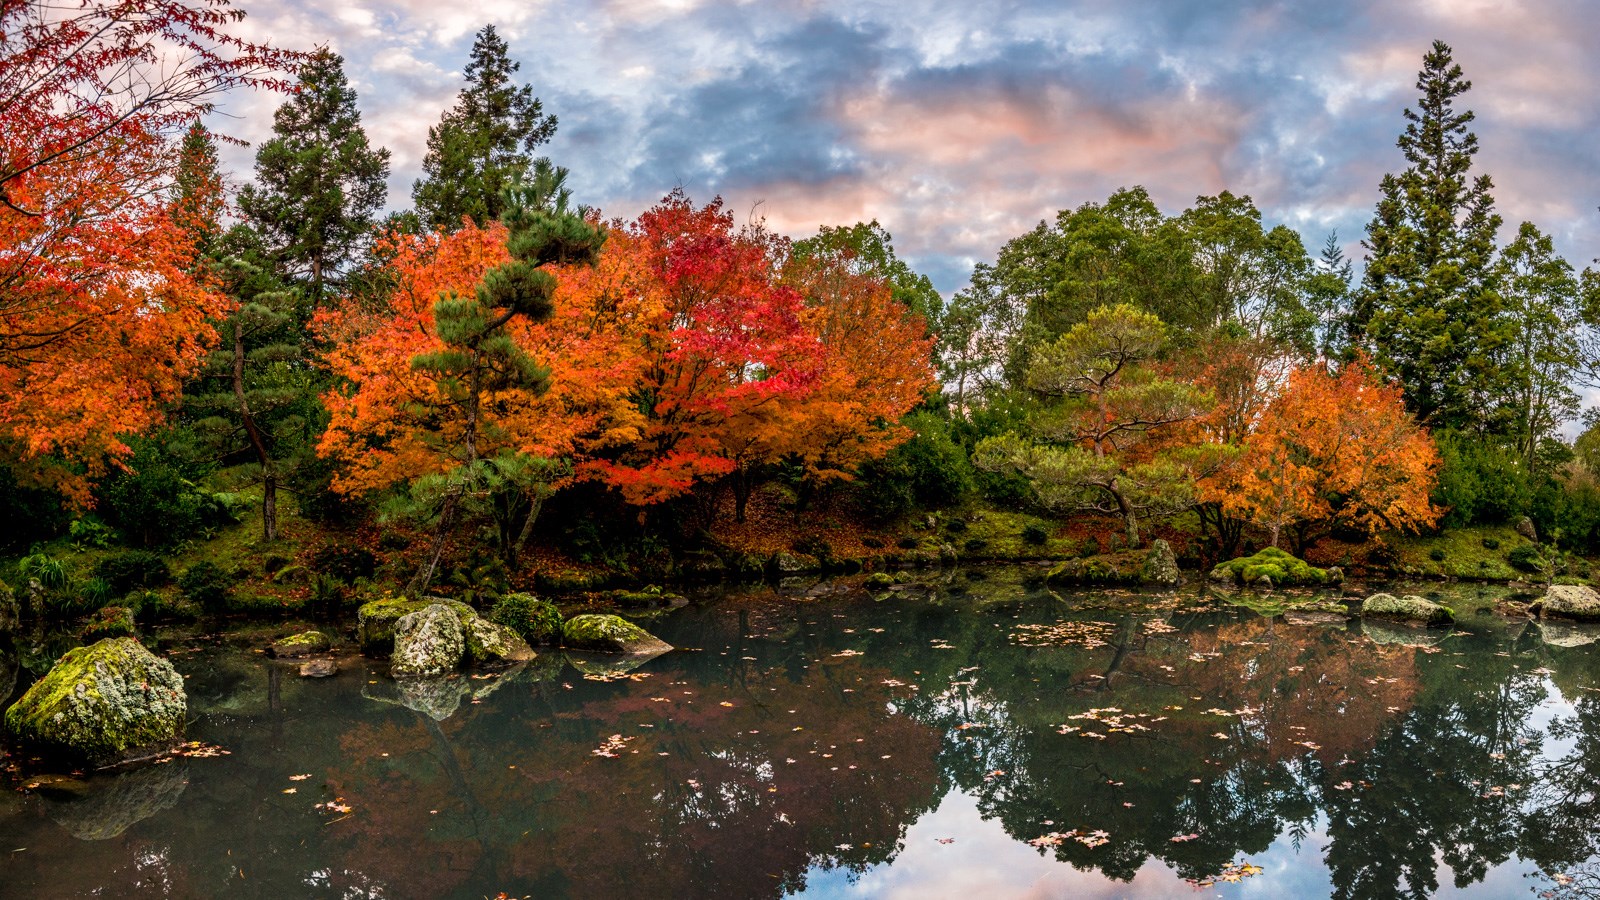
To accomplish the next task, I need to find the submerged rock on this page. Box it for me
[356,597,475,656]
[1138,539,1183,587]
[391,604,466,678]
[3,638,186,766]
[561,614,673,655]
[1361,593,1453,626]
[269,630,331,659]
[1540,584,1600,621]
[299,659,339,678]
[1283,609,1350,627]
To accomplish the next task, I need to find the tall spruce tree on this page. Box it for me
[171,121,224,259]
[412,25,557,232]
[238,48,391,307]
[1357,40,1507,432]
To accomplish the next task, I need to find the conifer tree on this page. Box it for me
[1357,40,1507,432]
[171,120,224,259]
[238,48,391,306]
[412,25,557,232]
[406,160,604,593]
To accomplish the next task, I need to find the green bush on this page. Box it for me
[15,552,68,591]
[1429,548,1446,562]
[98,440,235,547]
[310,545,377,582]
[93,551,172,595]
[179,561,233,613]
[490,593,563,645]
[963,537,988,554]
[1481,537,1501,550]
[896,535,920,550]
[79,578,115,610]
[1507,544,1546,574]
[1433,432,1532,527]
[854,411,975,519]
[1021,523,1050,546]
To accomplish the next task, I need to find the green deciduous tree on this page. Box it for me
[1495,222,1590,467]
[412,25,557,232]
[1356,39,1507,432]
[973,304,1211,546]
[238,48,391,306]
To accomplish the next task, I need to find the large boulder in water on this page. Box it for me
[391,603,466,678]
[269,630,331,659]
[562,614,673,655]
[3,638,186,766]
[357,596,475,656]
[1540,584,1600,622]
[1361,593,1453,626]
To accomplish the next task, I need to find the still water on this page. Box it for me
[2,571,1598,899]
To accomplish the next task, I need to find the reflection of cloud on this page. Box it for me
[213,0,1600,293]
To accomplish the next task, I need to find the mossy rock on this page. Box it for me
[462,617,534,667]
[863,572,896,590]
[677,550,727,581]
[770,552,820,576]
[1046,552,1142,585]
[0,579,17,635]
[561,614,673,655]
[1209,547,1329,587]
[490,593,563,645]
[1138,539,1183,587]
[80,606,136,642]
[4,638,186,766]
[612,585,686,608]
[391,604,467,678]
[534,570,609,594]
[356,596,475,657]
[1540,584,1600,621]
[1361,593,1453,626]
[268,631,331,659]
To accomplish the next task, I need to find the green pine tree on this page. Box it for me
[1357,39,1507,432]
[412,25,557,232]
[406,160,605,594]
[238,48,391,306]
[171,120,224,259]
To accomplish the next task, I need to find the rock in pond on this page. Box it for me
[1537,620,1600,648]
[43,762,190,840]
[561,614,673,655]
[391,603,466,678]
[463,617,535,667]
[3,638,186,766]
[1361,618,1450,647]
[1361,593,1453,626]
[1138,539,1183,587]
[1540,584,1600,621]
[299,659,339,678]
[269,630,331,659]
[489,593,563,646]
[357,597,475,656]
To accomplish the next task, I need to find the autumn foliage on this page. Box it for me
[318,191,934,521]
[0,0,301,501]
[1203,357,1440,546]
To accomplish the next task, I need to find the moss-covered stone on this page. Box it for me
[770,551,819,575]
[1209,547,1329,586]
[0,579,17,635]
[356,596,475,657]
[490,593,563,645]
[268,630,331,659]
[611,585,686,608]
[1138,539,1183,587]
[1046,552,1142,585]
[390,603,466,678]
[4,638,186,765]
[561,613,673,655]
[863,572,896,590]
[80,605,136,642]
[1361,593,1453,626]
[463,617,534,667]
[1540,584,1600,621]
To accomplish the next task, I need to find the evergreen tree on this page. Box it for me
[238,48,391,306]
[171,120,224,258]
[406,160,604,593]
[1308,232,1355,361]
[412,25,557,232]
[1357,40,1507,432]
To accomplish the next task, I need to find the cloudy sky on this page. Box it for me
[213,0,1600,295]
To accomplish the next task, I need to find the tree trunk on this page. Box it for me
[1109,482,1140,548]
[408,488,461,597]
[732,466,752,524]
[232,321,277,541]
[509,489,546,569]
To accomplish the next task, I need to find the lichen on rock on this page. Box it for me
[561,614,673,655]
[1540,584,1600,622]
[357,596,475,657]
[390,603,467,678]
[463,617,534,667]
[4,637,186,766]
[1361,592,1453,626]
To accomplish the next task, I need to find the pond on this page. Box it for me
[2,571,1599,899]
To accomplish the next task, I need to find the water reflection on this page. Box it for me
[0,575,1597,899]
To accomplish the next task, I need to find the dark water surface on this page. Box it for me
[3,572,1600,899]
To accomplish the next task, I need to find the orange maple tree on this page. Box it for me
[0,0,301,501]
[1203,357,1440,547]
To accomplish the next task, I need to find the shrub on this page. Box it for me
[853,411,975,520]
[179,561,233,613]
[68,517,116,549]
[93,551,171,595]
[944,518,969,534]
[963,537,988,554]
[1429,548,1446,562]
[1507,544,1546,574]
[1210,547,1329,586]
[97,440,238,547]
[1481,537,1501,550]
[79,578,115,610]
[15,552,69,591]
[491,593,563,645]
[896,535,921,550]
[1432,432,1532,527]
[1021,523,1050,546]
